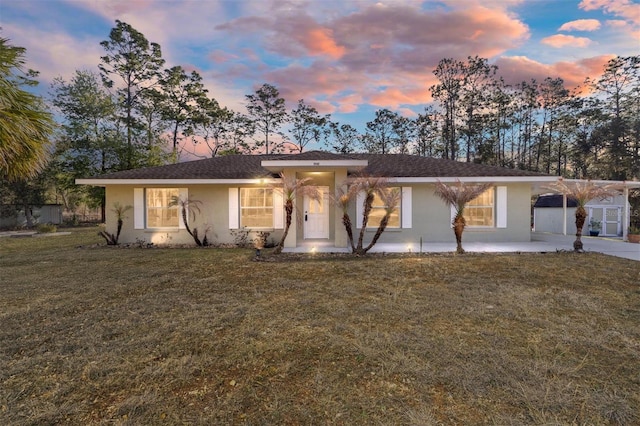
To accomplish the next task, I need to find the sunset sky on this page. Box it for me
[1,0,639,130]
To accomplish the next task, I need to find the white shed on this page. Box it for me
[533,194,626,237]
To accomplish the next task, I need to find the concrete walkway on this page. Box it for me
[0,230,72,238]
[285,232,640,261]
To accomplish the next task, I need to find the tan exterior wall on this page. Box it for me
[348,182,533,245]
[104,181,534,246]
[105,184,284,246]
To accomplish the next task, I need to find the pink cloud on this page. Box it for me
[307,99,337,115]
[332,3,530,73]
[209,50,239,64]
[541,34,593,48]
[397,107,418,118]
[580,0,640,24]
[606,19,629,27]
[207,1,625,117]
[336,93,364,114]
[3,23,103,84]
[558,19,602,31]
[264,62,367,113]
[369,87,427,109]
[495,55,616,90]
[302,28,346,59]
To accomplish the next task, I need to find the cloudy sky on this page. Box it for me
[1,0,639,129]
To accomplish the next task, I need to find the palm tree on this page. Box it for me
[99,202,132,245]
[334,186,356,252]
[350,176,389,253]
[360,187,401,254]
[545,179,616,252]
[0,38,54,181]
[273,172,320,254]
[169,196,209,246]
[335,175,397,255]
[434,180,493,254]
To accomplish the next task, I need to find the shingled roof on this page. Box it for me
[85,151,548,180]
[351,154,545,178]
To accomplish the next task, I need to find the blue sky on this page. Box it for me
[1,0,639,133]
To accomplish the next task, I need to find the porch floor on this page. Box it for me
[283,232,639,261]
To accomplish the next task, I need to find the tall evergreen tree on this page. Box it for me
[326,122,360,154]
[414,107,442,157]
[158,66,208,160]
[245,83,288,154]
[50,70,118,221]
[430,58,464,160]
[287,99,329,153]
[588,56,640,180]
[363,108,400,154]
[99,20,165,169]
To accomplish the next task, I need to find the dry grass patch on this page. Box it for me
[1,227,639,425]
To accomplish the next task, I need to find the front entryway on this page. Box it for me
[304,186,329,239]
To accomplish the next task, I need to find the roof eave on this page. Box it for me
[391,176,559,183]
[75,178,281,186]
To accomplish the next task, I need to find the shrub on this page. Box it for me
[36,223,57,233]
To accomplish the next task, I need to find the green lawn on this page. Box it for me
[1,227,639,425]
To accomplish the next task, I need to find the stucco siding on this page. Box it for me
[105,181,534,246]
[351,182,533,245]
[105,184,285,246]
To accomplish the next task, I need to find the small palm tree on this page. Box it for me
[334,186,356,252]
[351,176,389,253]
[273,172,320,254]
[169,196,210,246]
[545,179,616,252]
[99,202,132,245]
[360,187,401,254]
[335,175,397,255]
[434,180,493,254]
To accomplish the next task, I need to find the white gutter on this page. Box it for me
[390,176,559,184]
[559,178,640,188]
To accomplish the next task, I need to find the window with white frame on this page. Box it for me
[146,188,180,228]
[464,187,494,227]
[240,188,274,228]
[367,187,401,228]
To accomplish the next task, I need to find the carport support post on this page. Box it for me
[562,193,567,236]
[623,186,629,241]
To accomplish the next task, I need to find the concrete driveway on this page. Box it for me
[529,232,640,261]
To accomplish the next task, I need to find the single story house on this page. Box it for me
[533,193,628,237]
[77,151,563,250]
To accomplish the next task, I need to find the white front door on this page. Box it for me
[304,186,329,239]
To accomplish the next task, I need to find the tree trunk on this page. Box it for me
[453,214,466,254]
[23,203,34,228]
[342,213,355,252]
[274,201,293,254]
[574,205,586,252]
[362,215,390,254]
[181,205,202,246]
[115,218,123,243]
[356,193,374,252]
